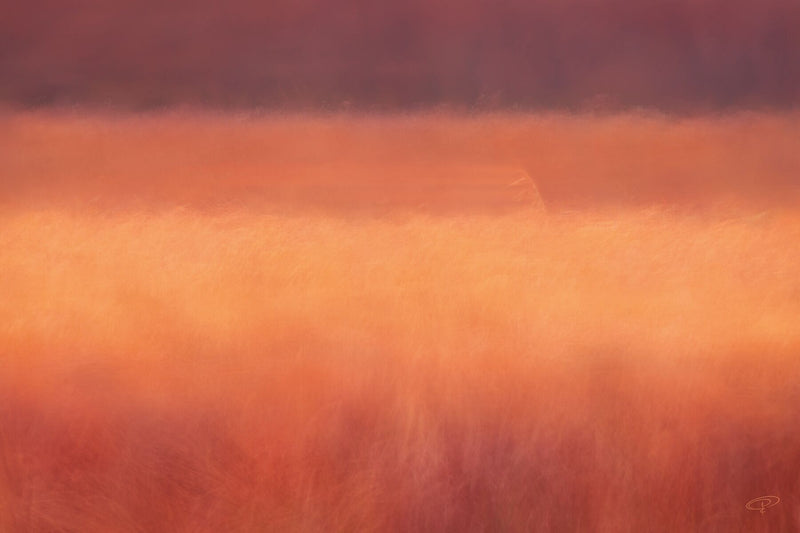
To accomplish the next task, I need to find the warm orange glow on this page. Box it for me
[1,112,799,531]
[3,110,800,211]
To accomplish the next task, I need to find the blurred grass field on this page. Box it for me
[1,112,799,531]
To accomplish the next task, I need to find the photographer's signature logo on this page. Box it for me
[745,496,780,514]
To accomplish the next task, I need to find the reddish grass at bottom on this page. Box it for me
[1,208,799,532]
